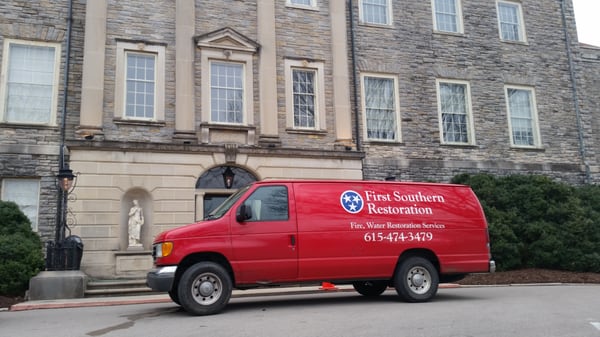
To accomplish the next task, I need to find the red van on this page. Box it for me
[147,180,495,315]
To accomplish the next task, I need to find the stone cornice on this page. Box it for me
[65,139,365,160]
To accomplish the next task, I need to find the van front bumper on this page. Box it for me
[146,266,177,292]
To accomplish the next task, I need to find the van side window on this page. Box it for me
[243,186,289,221]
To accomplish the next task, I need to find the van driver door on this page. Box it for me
[230,184,298,284]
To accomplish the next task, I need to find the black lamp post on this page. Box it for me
[222,166,235,189]
[47,165,79,270]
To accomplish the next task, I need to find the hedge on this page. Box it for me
[0,201,45,296]
[452,174,600,272]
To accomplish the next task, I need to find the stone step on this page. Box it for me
[85,279,160,298]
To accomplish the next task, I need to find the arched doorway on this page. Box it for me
[195,166,258,220]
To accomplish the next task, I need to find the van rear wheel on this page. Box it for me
[352,280,388,296]
[394,257,438,302]
[178,262,232,315]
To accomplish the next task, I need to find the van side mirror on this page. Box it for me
[236,204,252,222]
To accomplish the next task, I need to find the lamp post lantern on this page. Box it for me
[222,166,235,189]
[57,167,76,193]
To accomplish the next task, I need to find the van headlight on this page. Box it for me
[153,242,174,258]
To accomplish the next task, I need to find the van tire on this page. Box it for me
[394,257,439,302]
[168,290,180,305]
[352,281,388,296]
[178,262,232,315]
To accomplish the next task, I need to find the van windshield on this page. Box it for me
[204,185,251,220]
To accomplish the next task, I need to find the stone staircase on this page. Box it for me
[85,278,161,297]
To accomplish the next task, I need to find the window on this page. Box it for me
[497,1,526,42]
[361,74,401,141]
[0,40,60,125]
[432,0,463,33]
[243,186,289,221]
[437,80,474,144]
[210,61,244,124]
[292,69,316,128]
[359,0,392,26]
[285,59,326,131]
[1,179,40,231]
[287,0,316,8]
[198,30,255,128]
[505,86,540,147]
[126,53,155,119]
[203,194,230,219]
[115,42,165,121]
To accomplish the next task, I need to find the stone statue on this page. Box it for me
[128,199,144,246]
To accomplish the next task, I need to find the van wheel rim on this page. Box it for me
[192,272,222,305]
[406,266,431,294]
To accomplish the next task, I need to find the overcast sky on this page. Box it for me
[573,0,600,47]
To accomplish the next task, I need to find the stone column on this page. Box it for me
[173,0,197,142]
[330,0,354,149]
[257,0,280,146]
[76,0,107,139]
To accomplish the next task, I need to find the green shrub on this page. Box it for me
[0,201,45,296]
[452,173,600,273]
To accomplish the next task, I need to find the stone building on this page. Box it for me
[354,0,595,184]
[0,1,79,240]
[579,43,600,170]
[0,0,597,279]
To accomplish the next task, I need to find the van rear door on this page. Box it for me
[230,184,298,284]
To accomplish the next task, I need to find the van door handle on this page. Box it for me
[290,235,296,246]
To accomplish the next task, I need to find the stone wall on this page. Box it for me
[579,44,600,183]
[351,0,594,184]
[0,0,86,240]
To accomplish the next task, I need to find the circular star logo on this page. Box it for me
[340,190,364,214]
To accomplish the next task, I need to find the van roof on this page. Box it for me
[253,179,467,188]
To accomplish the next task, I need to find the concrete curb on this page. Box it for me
[6,283,463,312]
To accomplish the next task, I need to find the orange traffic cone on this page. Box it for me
[320,282,338,291]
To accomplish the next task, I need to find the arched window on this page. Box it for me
[196,166,257,189]
[195,166,258,219]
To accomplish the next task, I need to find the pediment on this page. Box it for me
[194,27,259,53]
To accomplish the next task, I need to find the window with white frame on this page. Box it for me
[505,86,540,147]
[287,0,316,8]
[210,61,244,124]
[362,74,400,141]
[285,59,326,131]
[359,0,392,26]
[0,39,60,125]
[126,52,155,119]
[199,45,254,127]
[1,179,40,231]
[437,80,474,144]
[115,42,165,121]
[497,1,526,42]
[432,0,463,33]
[292,69,316,128]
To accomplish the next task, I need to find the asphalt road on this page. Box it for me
[2,285,600,337]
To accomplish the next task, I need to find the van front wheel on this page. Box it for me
[394,257,439,302]
[178,262,232,315]
[168,290,180,305]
